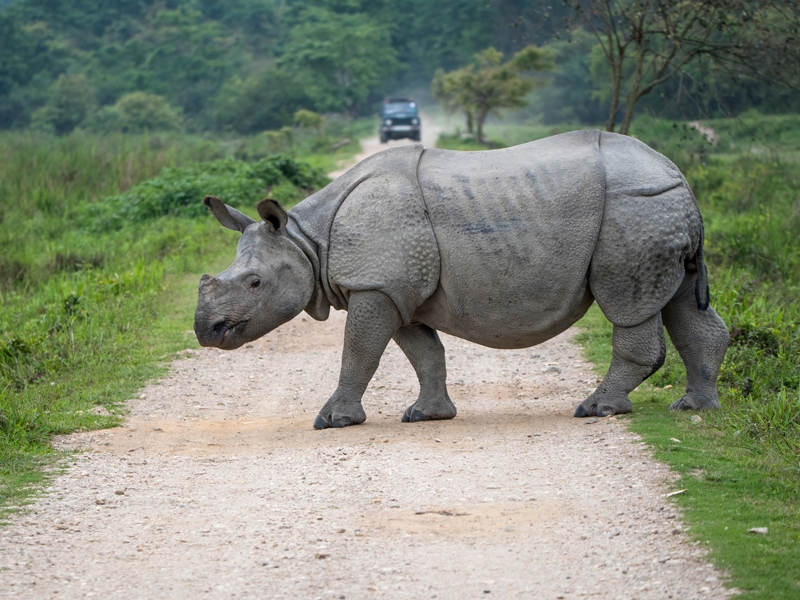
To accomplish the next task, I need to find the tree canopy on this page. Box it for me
[0,0,555,134]
[279,6,402,115]
[1,0,799,135]
[545,0,800,134]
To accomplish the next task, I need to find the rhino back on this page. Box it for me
[415,130,605,347]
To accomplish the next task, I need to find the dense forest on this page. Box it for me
[1,0,799,135]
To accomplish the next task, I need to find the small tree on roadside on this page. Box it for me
[432,46,553,144]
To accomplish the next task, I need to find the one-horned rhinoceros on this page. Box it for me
[194,130,729,428]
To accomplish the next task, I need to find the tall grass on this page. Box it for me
[0,126,364,516]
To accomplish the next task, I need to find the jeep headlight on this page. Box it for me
[412,118,419,125]
[384,119,392,125]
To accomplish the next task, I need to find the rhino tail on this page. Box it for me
[693,228,710,311]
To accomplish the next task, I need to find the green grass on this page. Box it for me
[576,306,800,599]
[0,124,367,519]
[0,263,226,521]
[0,220,235,520]
[439,110,800,163]
[434,132,503,151]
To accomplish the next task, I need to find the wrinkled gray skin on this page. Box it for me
[194,131,729,429]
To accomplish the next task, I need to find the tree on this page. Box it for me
[534,28,608,125]
[279,7,402,115]
[558,1,800,135]
[31,73,95,135]
[89,91,183,133]
[212,68,313,134]
[432,46,553,144]
[115,92,182,132]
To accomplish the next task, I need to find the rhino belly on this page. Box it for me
[415,280,595,349]
[412,132,605,349]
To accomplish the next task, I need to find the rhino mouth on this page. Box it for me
[198,318,250,348]
[220,319,249,345]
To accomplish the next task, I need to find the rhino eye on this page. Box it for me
[250,280,261,288]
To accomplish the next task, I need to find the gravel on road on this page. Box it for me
[1,312,731,599]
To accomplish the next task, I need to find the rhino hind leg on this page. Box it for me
[393,324,457,423]
[574,312,666,417]
[313,291,402,430]
[662,274,729,411]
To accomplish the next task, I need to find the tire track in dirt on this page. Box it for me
[0,131,732,599]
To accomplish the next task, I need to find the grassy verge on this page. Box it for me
[569,112,800,599]
[0,124,367,520]
[0,257,228,522]
[576,306,800,599]
[435,121,597,151]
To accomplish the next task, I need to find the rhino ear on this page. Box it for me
[204,195,255,233]
[257,199,288,232]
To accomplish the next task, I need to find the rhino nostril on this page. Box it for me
[212,320,227,335]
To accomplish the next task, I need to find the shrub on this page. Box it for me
[31,74,96,135]
[294,109,324,132]
[86,154,328,230]
[89,92,183,134]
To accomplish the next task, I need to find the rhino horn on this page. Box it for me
[199,274,220,292]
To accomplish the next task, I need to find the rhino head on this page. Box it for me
[194,196,314,350]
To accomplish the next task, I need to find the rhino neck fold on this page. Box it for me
[286,144,429,323]
[284,217,339,321]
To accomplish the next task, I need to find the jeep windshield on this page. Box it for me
[383,102,417,116]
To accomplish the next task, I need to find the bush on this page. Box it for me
[31,74,96,135]
[294,109,324,131]
[86,154,328,230]
[88,92,183,134]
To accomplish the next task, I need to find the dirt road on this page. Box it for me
[0,129,732,599]
[328,114,441,179]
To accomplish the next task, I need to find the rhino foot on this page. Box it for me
[669,391,720,411]
[401,395,457,423]
[574,393,633,418]
[313,403,367,430]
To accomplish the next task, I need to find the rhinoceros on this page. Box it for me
[194,130,729,429]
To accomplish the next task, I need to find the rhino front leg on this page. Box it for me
[394,324,457,423]
[574,312,666,417]
[313,290,402,430]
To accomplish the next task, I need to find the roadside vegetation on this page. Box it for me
[0,121,367,519]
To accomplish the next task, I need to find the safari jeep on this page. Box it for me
[379,98,421,143]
